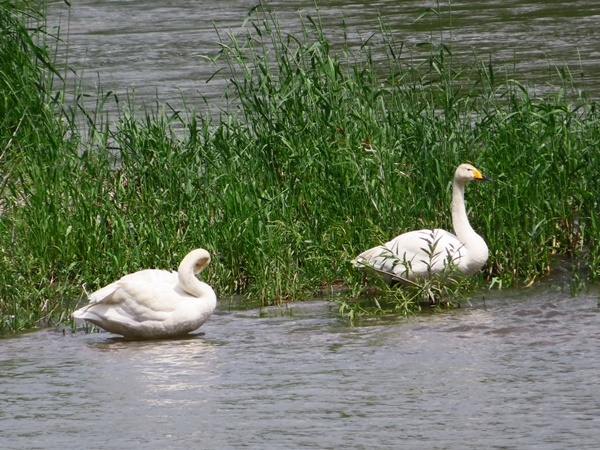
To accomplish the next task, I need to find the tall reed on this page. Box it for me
[1,0,83,331]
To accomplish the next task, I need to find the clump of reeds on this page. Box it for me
[2,1,600,333]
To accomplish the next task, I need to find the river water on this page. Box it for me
[1,285,599,448]
[4,1,596,448]
[46,0,600,116]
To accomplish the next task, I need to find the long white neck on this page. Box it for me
[451,179,487,255]
[177,249,215,298]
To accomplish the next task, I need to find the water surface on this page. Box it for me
[1,286,599,448]
[47,0,600,115]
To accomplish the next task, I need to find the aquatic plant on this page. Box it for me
[2,0,600,333]
[0,0,83,332]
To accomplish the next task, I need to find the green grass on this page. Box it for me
[2,1,600,333]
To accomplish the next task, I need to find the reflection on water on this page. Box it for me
[1,287,599,449]
[87,336,221,408]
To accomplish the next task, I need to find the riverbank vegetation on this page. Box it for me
[1,0,599,333]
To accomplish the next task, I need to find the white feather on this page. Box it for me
[354,163,490,285]
[73,249,217,339]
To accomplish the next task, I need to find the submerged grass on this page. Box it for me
[2,1,600,332]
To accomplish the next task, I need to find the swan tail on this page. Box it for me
[72,303,102,320]
[353,245,397,269]
[88,283,119,304]
[72,306,90,320]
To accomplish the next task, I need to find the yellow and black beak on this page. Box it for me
[473,169,492,182]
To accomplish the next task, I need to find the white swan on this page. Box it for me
[73,248,217,339]
[353,163,491,285]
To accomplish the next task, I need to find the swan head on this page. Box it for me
[454,163,492,184]
[179,248,212,275]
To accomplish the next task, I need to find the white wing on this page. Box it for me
[355,228,465,280]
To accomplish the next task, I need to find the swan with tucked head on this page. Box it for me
[353,163,491,285]
[73,248,217,339]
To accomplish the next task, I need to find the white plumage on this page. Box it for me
[73,248,217,339]
[354,163,491,285]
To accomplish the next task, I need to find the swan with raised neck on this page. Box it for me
[353,163,491,285]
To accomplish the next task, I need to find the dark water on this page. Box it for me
[1,286,599,449]
[47,0,600,116]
